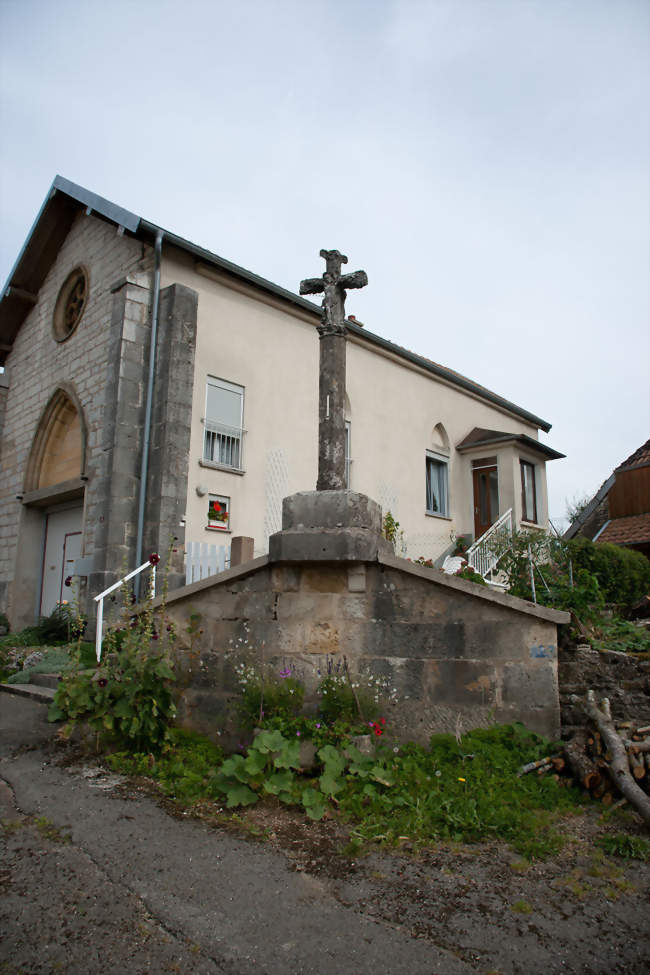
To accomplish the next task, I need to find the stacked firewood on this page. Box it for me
[519,691,650,827]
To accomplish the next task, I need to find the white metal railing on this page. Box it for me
[467,508,513,579]
[203,420,243,469]
[94,559,157,663]
[185,541,230,585]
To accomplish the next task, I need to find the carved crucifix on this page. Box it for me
[300,249,368,491]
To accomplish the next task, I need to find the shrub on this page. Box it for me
[36,603,86,643]
[48,640,176,752]
[455,564,487,586]
[568,538,650,609]
[48,548,177,752]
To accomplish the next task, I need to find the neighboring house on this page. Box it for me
[0,176,564,628]
[564,439,650,560]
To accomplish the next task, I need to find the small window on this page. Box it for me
[204,377,244,469]
[520,460,537,522]
[207,494,230,530]
[426,452,449,516]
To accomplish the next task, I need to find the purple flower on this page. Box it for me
[279,668,291,679]
[149,553,160,566]
[315,723,321,729]
[296,731,301,737]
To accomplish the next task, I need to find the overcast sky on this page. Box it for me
[1,0,648,529]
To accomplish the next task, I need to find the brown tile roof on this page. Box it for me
[597,512,650,547]
[616,438,650,472]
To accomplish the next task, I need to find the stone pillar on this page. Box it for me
[88,275,152,599]
[317,328,347,491]
[269,490,392,562]
[230,536,254,567]
[143,283,198,590]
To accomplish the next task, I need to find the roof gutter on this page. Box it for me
[134,228,163,599]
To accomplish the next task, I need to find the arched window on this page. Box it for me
[432,422,450,452]
[24,387,86,492]
[426,422,450,517]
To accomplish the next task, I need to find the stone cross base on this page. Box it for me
[268,490,393,563]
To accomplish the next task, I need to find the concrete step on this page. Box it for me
[0,682,56,703]
[29,673,60,690]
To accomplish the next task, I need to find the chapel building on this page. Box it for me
[0,177,564,628]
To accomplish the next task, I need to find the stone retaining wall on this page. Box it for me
[158,551,566,746]
[558,645,650,737]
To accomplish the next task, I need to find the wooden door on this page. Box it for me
[473,466,499,540]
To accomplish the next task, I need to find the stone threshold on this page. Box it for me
[0,683,56,703]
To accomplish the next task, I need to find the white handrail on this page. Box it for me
[93,560,156,662]
[467,508,513,579]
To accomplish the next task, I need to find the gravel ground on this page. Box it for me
[1,694,649,975]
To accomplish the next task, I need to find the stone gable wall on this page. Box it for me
[0,213,149,623]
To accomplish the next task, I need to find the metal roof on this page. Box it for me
[0,176,553,432]
[455,427,564,460]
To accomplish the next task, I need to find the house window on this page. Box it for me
[204,377,244,469]
[426,452,449,516]
[520,460,537,522]
[207,494,230,531]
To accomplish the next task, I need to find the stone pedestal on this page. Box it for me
[268,490,393,562]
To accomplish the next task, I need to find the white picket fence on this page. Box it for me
[185,541,231,585]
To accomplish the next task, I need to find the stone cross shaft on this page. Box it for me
[300,249,368,491]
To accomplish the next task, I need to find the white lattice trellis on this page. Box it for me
[264,448,289,548]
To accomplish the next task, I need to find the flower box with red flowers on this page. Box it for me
[207,497,229,530]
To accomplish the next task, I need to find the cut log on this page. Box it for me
[626,739,650,755]
[591,779,608,799]
[581,691,650,827]
[564,730,602,791]
[517,754,561,777]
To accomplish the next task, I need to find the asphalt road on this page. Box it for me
[0,694,473,975]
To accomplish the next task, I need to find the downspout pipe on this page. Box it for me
[134,229,164,600]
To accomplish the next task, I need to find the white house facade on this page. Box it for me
[0,177,563,628]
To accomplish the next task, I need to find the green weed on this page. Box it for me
[596,833,650,862]
[108,728,224,803]
[511,899,533,914]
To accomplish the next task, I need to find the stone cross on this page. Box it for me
[300,249,368,491]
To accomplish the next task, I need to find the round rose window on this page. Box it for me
[52,266,89,342]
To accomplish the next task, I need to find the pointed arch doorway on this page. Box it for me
[14,387,87,626]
